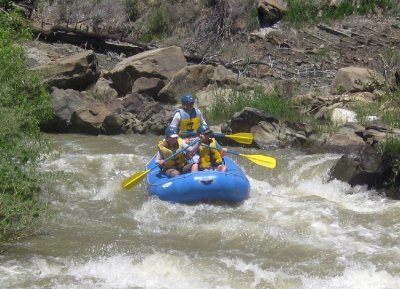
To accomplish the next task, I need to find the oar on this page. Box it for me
[212,132,253,145]
[180,131,253,145]
[121,139,199,190]
[227,150,277,169]
[201,144,276,169]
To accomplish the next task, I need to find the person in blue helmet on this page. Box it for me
[170,93,207,135]
[156,126,199,177]
[197,124,227,172]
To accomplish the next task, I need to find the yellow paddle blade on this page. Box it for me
[121,169,150,190]
[240,153,277,169]
[224,133,253,145]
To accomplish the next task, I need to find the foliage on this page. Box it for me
[378,136,400,193]
[284,0,400,26]
[354,87,400,129]
[125,0,139,21]
[247,7,259,31]
[141,5,169,42]
[203,87,300,125]
[353,86,400,158]
[356,0,400,15]
[378,135,400,155]
[283,0,323,25]
[0,10,52,242]
[0,0,12,9]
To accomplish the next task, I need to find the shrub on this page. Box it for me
[125,0,139,21]
[284,0,322,25]
[284,0,400,26]
[203,87,300,125]
[148,6,168,37]
[354,87,400,129]
[379,136,400,155]
[247,7,259,31]
[0,10,52,242]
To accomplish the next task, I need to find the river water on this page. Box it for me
[1,133,400,289]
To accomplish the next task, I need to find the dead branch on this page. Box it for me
[303,30,329,43]
[31,25,156,56]
[317,24,351,38]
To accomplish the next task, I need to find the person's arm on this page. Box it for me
[183,138,200,155]
[214,140,227,157]
[155,151,162,161]
[198,110,207,126]
[155,151,165,166]
[170,111,181,128]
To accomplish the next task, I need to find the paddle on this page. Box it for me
[180,131,253,145]
[121,139,199,190]
[212,132,253,145]
[226,150,277,169]
[201,144,277,169]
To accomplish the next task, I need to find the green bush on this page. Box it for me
[354,87,400,129]
[125,0,139,21]
[203,87,300,125]
[284,0,322,25]
[141,6,169,42]
[357,0,400,15]
[284,0,400,26]
[0,10,52,242]
[247,7,259,31]
[379,135,400,155]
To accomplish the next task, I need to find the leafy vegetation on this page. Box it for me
[284,0,400,25]
[203,87,301,125]
[140,5,170,42]
[0,8,52,243]
[378,135,400,156]
[247,7,260,31]
[354,87,400,129]
[203,85,343,139]
[125,0,139,21]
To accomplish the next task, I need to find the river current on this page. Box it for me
[1,133,399,289]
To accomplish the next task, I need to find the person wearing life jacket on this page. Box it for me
[156,126,199,177]
[197,124,227,172]
[170,94,207,135]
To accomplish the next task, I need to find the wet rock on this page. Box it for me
[31,50,100,90]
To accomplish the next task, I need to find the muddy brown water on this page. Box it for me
[1,133,399,289]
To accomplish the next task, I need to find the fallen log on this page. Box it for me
[32,25,155,57]
[317,24,351,38]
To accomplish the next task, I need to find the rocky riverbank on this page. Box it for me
[22,0,400,199]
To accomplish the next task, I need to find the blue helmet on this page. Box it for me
[165,126,179,138]
[181,94,196,104]
[197,124,212,135]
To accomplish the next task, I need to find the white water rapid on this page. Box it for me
[1,134,399,289]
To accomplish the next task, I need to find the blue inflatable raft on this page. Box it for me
[146,156,250,203]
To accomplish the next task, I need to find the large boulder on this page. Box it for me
[224,107,279,133]
[41,87,116,135]
[158,64,254,104]
[31,50,100,90]
[41,87,93,132]
[258,0,287,27]
[251,121,280,147]
[330,107,357,125]
[108,46,187,95]
[323,123,366,153]
[329,146,400,199]
[69,103,111,135]
[330,66,385,94]
[90,77,118,102]
[133,77,165,99]
[103,114,126,135]
[158,64,215,103]
[121,93,175,134]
